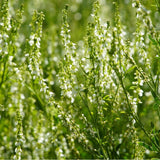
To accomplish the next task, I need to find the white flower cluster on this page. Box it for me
[13,111,25,160]
[59,7,79,104]
[132,71,144,97]
[128,70,144,114]
[132,0,151,69]
[26,12,54,103]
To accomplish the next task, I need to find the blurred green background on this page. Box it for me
[6,0,160,42]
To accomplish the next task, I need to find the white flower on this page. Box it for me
[7,24,11,31]
[71,97,74,103]
[25,53,29,57]
[36,41,40,48]
[137,8,141,12]
[36,37,41,48]
[29,40,34,46]
[30,34,35,39]
[132,2,136,7]
[139,79,144,86]
[20,94,25,99]
[138,89,143,97]
[4,51,8,55]
[0,23,4,26]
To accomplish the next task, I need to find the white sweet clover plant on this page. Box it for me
[0,0,160,159]
[58,0,160,158]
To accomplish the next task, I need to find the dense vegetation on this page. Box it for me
[0,0,160,159]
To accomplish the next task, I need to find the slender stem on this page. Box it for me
[96,128,109,159]
[79,91,109,158]
[79,92,94,122]
[117,70,160,151]
[125,53,160,100]
[155,0,160,12]
[0,61,7,88]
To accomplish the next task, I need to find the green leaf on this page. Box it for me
[151,142,159,152]
[126,65,136,74]
[103,95,110,101]
[129,86,136,90]
[151,122,154,129]
[149,35,158,45]
[138,141,153,151]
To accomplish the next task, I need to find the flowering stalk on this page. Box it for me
[13,110,25,160]
[25,11,54,114]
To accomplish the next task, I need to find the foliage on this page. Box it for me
[0,0,160,159]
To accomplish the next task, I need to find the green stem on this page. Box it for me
[79,92,109,158]
[79,92,94,124]
[126,53,160,100]
[0,61,7,88]
[117,70,160,151]
[96,128,109,159]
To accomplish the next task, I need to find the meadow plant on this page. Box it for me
[0,0,160,159]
